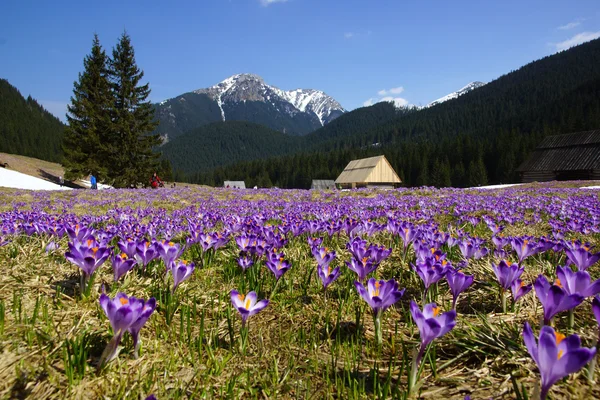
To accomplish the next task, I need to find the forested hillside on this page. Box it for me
[189,39,600,188]
[161,101,403,174]
[0,79,65,162]
[160,121,302,175]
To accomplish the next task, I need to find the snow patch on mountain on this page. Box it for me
[427,81,486,107]
[194,73,345,126]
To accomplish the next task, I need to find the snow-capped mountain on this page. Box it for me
[153,74,345,140]
[193,74,345,126]
[427,81,486,107]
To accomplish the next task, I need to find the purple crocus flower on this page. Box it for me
[347,237,369,260]
[198,233,216,252]
[307,236,323,249]
[534,275,584,325]
[398,223,419,250]
[170,260,195,293]
[117,237,138,259]
[556,266,600,298]
[409,301,457,348]
[458,240,488,260]
[317,263,340,290]
[511,279,532,302]
[312,246,336,269]
[491,235,510,250]
[446,270,474,309]
[237,254,254,270]
[511,237,539,263]
[368,245,392,264]
[66,224,94,242]
[157,240,183,269]
[523,322,596,400]
[412,259,449,294]
[65,239,111,278]
[346,256,377,282]
[230,290,269,326]
[98,292,156,365]
[355,278,405,316]
[236,235,253,252]
[355,278,405,345]
[128,298,156,358]
[265,251,291,280]
[409,300,457,389]
[564,247,600,271]
[45,241,59,253]
[135,240,159,267]
[112,252,137,282]
[491,260,523,290]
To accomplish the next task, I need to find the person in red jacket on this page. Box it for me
[150,172,162,189]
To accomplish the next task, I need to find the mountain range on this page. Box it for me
[3,38,600,189]
[152,73,346,141]
[186,38,600,188]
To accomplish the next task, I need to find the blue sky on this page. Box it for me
[1,0,599,121]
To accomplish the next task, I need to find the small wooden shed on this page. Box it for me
[311,180,336,190]
[223,180,246,189]
[335,155,401,189]
[516,130,600,182]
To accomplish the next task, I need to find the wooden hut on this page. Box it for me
[517,130,600,182]
[311,180,336,190]
[223,180,246,189]
[335,155,401,189]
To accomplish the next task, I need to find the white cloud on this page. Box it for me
[344,32,354,39]
[554,31,600,51]
[363,98,375,107]
[558,21,581,30]
[377,86,404,97]
[39,100,68,122]
[380,96,409,107]
[260,0,287,6]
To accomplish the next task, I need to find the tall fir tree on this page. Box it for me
[107,32,160,188]
[63,34,112,181]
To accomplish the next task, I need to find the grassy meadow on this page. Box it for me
[0,185,599,399]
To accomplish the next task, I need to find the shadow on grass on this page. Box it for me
[320,320,364,343]
[37,169,85,189]
[326,363,402,397]
[51,275,80,298]
[10,370,49,400]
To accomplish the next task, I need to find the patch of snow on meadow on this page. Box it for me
[0,168,72,191]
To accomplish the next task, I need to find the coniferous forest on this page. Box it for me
[0,79,65,162]
[177,38,600,188]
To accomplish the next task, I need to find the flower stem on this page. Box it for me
[568,309,575,331]
[374,312,382,349]
[409,343,426,394]
[500,288,506,314]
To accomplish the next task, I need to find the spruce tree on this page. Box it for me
[467,157,488,187]
[63,34,112,181]
[107,32,160,188]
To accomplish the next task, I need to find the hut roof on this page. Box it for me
[517,130,600,172]
[335,155,401,184]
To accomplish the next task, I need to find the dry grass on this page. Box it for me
[0,186,599,399]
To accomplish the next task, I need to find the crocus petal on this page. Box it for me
[593,296,600,326]
[522,322,539,365]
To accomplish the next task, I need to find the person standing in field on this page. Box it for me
[90,174,97,190]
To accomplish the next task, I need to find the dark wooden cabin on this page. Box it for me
[517,130,600,182]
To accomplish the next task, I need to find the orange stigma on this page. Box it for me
[554,279,562,288]
[119,297,128,305]
[432,306,441,317]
